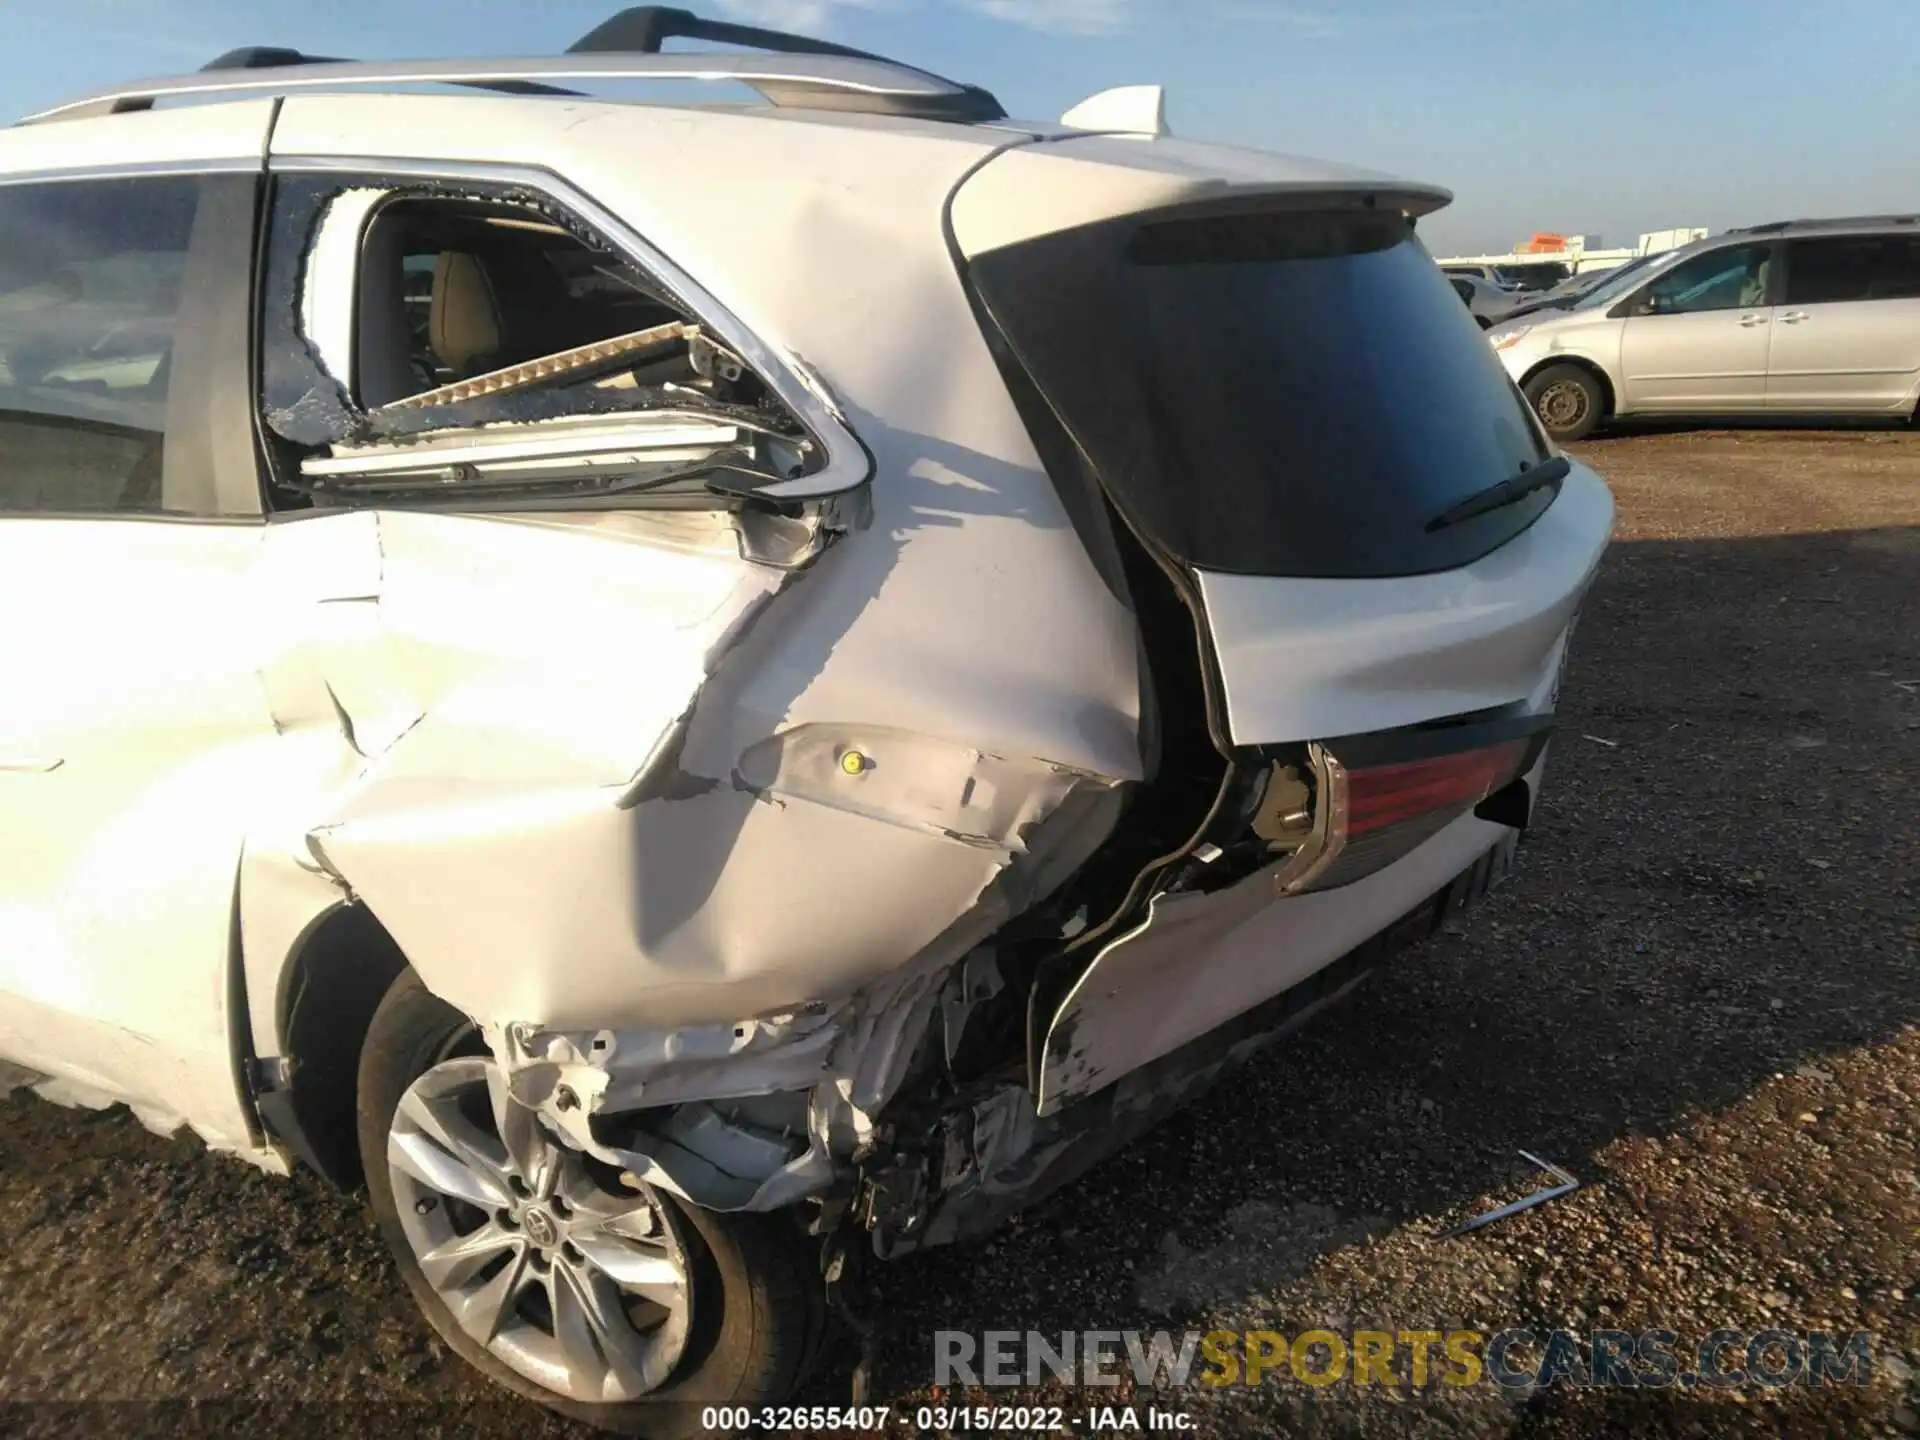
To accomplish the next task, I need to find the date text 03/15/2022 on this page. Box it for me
[697,1405,1194,1431]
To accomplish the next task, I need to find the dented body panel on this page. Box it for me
[249,99,1144,1042]
[0,82,1613,1250]
[0,518,275,1156]
[0,97,1143,1190]
[1036,754,1547,1114]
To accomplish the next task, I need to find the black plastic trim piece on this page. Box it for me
[1474,775,1533,830]
[566,6,1007,121]
[186,172,272,517]
[202,47,351,72]
[1426,455,1570,534]
[570,5,889,61]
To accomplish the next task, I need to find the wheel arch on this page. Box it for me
[264,901,412,1188]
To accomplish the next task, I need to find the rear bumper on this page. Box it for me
[1036,751,1548,1115]
[881,822,1525,1257]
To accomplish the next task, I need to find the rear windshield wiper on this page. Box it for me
[1425,454,1571,533]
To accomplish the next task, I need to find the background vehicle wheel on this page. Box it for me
[1524,363,1604,442]
[357,970,829,1437]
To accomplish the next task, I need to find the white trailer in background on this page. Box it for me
[1437,227,1710,281]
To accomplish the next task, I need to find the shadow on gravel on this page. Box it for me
[1582,416,1916,442]
[854,521,1920,1394]
[1,522,1913,1439]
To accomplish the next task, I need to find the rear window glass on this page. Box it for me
[968,208,1554,578]
[1786,234,1920,304]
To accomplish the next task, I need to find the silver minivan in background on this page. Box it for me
[1490,216,1920,441]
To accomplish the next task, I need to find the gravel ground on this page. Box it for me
[2,426,1916,1438]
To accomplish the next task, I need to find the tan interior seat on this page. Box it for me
[355,221,417,408]
[429,252,503,377]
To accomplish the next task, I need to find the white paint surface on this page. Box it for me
[0,90,1607,1213]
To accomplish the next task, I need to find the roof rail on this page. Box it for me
[20,6,1007,126]
[1729,214,1918,235]
[570,6,888,62]
[195,45,585,99]
[568,6,1006,117]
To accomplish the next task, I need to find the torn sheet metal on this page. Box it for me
[238,500,797,1056]
[1440,1151,1581,1238]
[473,777,1119,1216]
[290,516,1122,1032]
[1036,795,1521,1115]
[486,936,957,1212]
[223,109,1143,1185]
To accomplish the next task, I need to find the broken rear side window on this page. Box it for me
[257,176,815,509]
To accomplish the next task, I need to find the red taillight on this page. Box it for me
[1346,739,1532,837]
[1274,733,1540,895]
[1270,727,1546,896]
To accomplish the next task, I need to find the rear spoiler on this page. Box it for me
[951,134,1450,259]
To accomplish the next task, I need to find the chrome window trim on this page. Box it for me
[303,417,749,477]
[0,156,262,188]
[270,155,871,502]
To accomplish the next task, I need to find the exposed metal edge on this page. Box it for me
[21,55,968,125]
[1439,1151,1580,1238]
[304,417,746,476]
[1272,744,1348,895]
[270,154,873,501]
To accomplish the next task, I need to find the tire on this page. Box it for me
[357,970,830,1437]
[1523,363,1604,443]
[1476,314,1493,330]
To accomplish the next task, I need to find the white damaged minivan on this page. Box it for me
[0,8,1611,1430]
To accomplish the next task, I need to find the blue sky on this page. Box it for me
[14,0,1918,253]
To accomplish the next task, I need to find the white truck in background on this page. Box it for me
[1439,227,1711,287]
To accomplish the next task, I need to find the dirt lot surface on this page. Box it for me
[1,426,1916,1438]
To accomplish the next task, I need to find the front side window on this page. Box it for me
[258,175,818,509]
[1640,242,1773,315]
[1786,234,1920,305]
[0,176,195,513]
[1576,251,1682,310]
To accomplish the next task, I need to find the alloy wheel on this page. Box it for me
[386,1057,693,1403]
